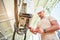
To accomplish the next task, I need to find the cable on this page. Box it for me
[12,30,16,40]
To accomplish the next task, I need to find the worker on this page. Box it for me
[29,6,60,40]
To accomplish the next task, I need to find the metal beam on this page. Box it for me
[14,0,19,27]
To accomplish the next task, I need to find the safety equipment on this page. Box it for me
[35,6,43,14]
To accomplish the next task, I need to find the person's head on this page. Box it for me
[38,10,44,18]
[36,6,44,18]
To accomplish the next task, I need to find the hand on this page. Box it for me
[35,27,40,32]
[27,26,37,34]
[27,25,31,29]
[30,28,37,34]
[35,27,44,34]
[38,28,44,34]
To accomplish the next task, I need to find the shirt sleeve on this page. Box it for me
[48,16,56,21]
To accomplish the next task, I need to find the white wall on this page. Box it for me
[3,0,15,31]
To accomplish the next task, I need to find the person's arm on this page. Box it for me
[35,27,44,34]
[27,26,37,34]
[45,20,60,33]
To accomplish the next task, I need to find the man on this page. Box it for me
[29,6,60,40]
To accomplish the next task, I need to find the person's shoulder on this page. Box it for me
[45,15,54,19]
[45,15,52,18]
[44,15,51,19]
[46,15,56,21]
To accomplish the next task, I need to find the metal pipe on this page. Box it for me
[12,0,19,40]
[14,0,19,27]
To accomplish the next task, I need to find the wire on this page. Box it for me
[12,29,16,40]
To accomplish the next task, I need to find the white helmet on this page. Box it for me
[35,6,43,14]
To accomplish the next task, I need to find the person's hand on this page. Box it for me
[30,28,37,34]
[27,26,31,29]
[35,27,40,32]
[27,26,37,34]
[38,28,44,34]
[35,27,44,34]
